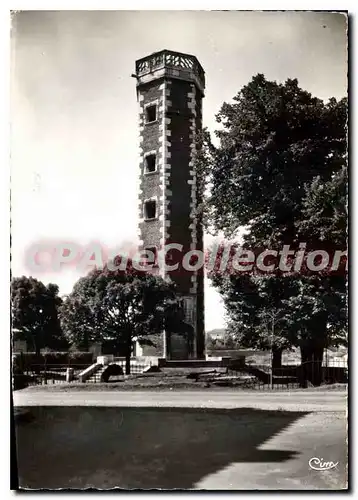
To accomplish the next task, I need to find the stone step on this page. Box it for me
[86,365,107,383]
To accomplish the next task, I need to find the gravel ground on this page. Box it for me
[18,372,347,392]
[14,406,347,490]
[14,388,347,413]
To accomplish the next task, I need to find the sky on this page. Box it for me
[10,10,347,331]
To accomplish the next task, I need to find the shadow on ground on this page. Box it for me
[14,406,307,489]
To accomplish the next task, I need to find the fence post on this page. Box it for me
[66,367,74,383]
[269,313,275,389]
[44,355,47,385]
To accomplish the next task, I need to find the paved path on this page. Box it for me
[196,411,347,490]
[14,389,348,490]
[14,389,347,412]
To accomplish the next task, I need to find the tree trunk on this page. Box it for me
[125,337,132,375]
[125,353,131,375]
[83,334,89,352]
[35,341,41,357]
[30,332,38,355]
[272,348,282,370]
[166,330,171,360]
[300,345,324,387]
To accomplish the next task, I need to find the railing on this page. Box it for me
[13,363,88,389]
[136,50,205,89]
[114,361,150,375]
[78,362,102,383]
[13,360,152,388]
[228,359,348,390]
[12,357,348,390]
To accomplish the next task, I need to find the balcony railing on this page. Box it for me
[135,50,205,89]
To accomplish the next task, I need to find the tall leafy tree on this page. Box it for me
[11,276,66,355]
[60,258,183,374]
[281,166,348,379]
[204,75,347,246]
[59,272,103,350]
[198,75,347,384]
[209,253,294,368]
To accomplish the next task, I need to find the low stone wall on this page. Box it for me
[158,358,231,368]
[97,355,114,366]
[132,356,160,365]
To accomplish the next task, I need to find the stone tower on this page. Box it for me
[135,50,205,359]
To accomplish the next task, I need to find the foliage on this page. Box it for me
[59,272,103,350]
[60,258,183,373]
[212,270,293,352]
[11,276,67,355]
[202,74,347,245]
[299,166,347,248]
[206,330,241,351]
[197,75,347,383]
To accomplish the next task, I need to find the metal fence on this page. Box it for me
[13,360,152,388]
[228,359,348,390]
[13,356,348,390]
[14,364,87,388]
[114,361,150,375]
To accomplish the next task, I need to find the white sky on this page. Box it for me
[10,10,347,331]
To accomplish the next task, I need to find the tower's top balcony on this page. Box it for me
[135,49,205,95]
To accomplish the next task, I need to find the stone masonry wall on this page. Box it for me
[137,80,165,356]
[137,74,204,359]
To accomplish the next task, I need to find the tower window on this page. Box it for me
[144,199,157,220]
[145,246,158,267]
[145,104,157,123]
[145,153,157,173]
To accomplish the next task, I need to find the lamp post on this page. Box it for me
[270,313,275,390]
[264,307,275,389]
[38,308,47,385]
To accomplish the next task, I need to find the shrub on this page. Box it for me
[13,373,30,391]
[101,364,124,383]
